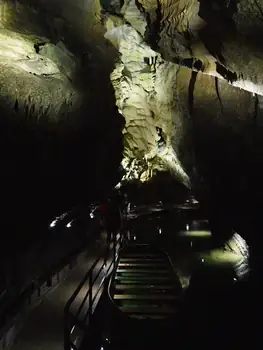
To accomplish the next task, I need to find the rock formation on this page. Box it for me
[1,0,263,215]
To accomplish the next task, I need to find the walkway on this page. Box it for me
[10,231,106,350]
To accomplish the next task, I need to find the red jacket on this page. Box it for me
[99,203,105,214]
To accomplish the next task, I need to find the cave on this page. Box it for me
[0,0,263,348]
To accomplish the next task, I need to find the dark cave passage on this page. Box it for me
[0,106,124,254]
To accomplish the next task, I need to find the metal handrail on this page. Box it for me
[64,233,122,350]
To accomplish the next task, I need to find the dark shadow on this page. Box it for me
[188,71,198,117]
[198,0,238,63]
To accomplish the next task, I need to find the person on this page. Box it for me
[104,197,121,242]
[98,202,106,228]
[101,196,121,265]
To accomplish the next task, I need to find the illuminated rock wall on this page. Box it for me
[106,22,191,186]
[1,0,263,195]
[0,1,80,122]
[103,0,263,192]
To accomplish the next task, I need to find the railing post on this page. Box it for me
[113,234,116,266]
[88,271,93,323]
[64,311,70,350]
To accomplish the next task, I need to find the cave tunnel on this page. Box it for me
[0,0,263,348]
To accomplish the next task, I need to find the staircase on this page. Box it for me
[109,245,181,320]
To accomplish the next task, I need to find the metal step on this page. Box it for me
[132,314,167,319]
[116,273,171,279]
[120,258,165,263]
[117,269,169,274]
[117,301,177,309]
[115,284,176,290]
[110,247,180,320]
[122,253,162,258]
[118,263,167,268]
[119,306,176,314]
[114,294,178,300]
[115,275,172,281]
[114,279,173,285]
[114,286,180,294]
[114,290,178,295]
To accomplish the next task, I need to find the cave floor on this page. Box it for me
[10,231,107,350]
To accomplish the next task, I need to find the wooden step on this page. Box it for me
[114,294,178,300]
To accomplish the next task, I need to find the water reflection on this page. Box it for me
[179,230,211,238]
[124,212,250,291]
[179,224,250,286]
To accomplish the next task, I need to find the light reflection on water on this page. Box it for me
[179,229,250,287]
[125,215,250,289]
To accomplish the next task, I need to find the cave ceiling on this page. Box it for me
[1,0,263,200]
